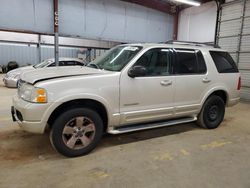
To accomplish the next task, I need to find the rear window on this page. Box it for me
[210,51,238,73]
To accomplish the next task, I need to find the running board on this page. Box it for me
[107,117,197,134]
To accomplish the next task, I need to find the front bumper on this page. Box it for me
[12,95,50,134]
[3,76,18,88]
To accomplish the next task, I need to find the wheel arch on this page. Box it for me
[202,89,228,108]
[46,99,109,132]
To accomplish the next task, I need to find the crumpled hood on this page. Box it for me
[20,66,109,84]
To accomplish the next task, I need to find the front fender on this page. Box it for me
[40,93,114,130]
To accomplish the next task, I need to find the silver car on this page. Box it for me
[3,57,86,88]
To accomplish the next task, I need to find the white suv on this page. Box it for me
[11,42,241,157]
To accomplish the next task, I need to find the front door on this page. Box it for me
[119,48,175,126]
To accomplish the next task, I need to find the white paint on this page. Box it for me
[178,1,217,42]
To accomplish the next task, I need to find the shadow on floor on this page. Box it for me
[100,122,197,148]
[0,122,198,161]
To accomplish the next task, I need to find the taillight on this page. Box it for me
[237,76,241,90]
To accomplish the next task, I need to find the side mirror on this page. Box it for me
[128,66,147,78]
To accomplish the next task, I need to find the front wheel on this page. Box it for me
[197,95,225,129]
[50,108,103,157]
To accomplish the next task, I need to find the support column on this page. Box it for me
[54,0,59,66]
[173,8,179,40]
[37,34,41,63]
[87,48,91,63]
[214,0,220,46]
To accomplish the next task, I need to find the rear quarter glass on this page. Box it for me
[209,51,239,73]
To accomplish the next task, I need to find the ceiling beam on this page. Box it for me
[121,0,176,15]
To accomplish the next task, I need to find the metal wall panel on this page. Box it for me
[218,1,243,54]
[241,70,250,87]
[219,19,242,37]
[41,46,80,61]
[240,87,250,101]
[218,36,239,52]
[0,0,173,43]
[239,53,250,69]
[59,0,173,43]
[0,0,53,34]
[218,0,250,100]
[241,35,250,51]
[178,1,217,42]
[245,0,250,17]
[221,2,243,21]
[0,43,38,66]
[0,43,105,66]
[0,31,119,49]
[242,17,250,34]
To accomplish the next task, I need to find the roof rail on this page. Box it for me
[165,40,221,48]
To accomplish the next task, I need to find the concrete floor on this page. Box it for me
[0,74,250,188]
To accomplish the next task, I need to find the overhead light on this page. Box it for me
[174,0,201,6]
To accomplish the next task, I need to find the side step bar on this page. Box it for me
[107,117,197,134]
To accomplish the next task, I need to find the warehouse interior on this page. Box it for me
[0,0,250,187]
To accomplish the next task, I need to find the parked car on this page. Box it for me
[3,58,86,88]
[11,42,240,157]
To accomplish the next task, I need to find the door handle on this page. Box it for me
[202,78,211,83]
[160,80,172,86]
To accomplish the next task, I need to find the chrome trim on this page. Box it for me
[107,117,197,134]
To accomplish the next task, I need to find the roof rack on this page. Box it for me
[165,40,221,48]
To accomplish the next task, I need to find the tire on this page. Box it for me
[197,95,225,129]
[50,108,103,157]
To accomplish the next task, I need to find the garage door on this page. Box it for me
[217,0,250,100]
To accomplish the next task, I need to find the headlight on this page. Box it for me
[19,83,47,103]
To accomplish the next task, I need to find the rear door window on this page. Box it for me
[174,49,207,74]
[210,51,238,73]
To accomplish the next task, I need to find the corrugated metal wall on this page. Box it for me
[0,0,173,68]
[178,1,217,42]
[218,0,250,100]
[0,0,173,43]
[0,43,106,66]
[0,43,38,66]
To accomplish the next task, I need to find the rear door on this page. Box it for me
[173,49,211,116]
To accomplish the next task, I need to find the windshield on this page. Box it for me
[87,45,142,71]
[33,60,53,68]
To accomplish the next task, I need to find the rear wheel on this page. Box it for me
[197,95,225,129]
[50,108,103,157]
